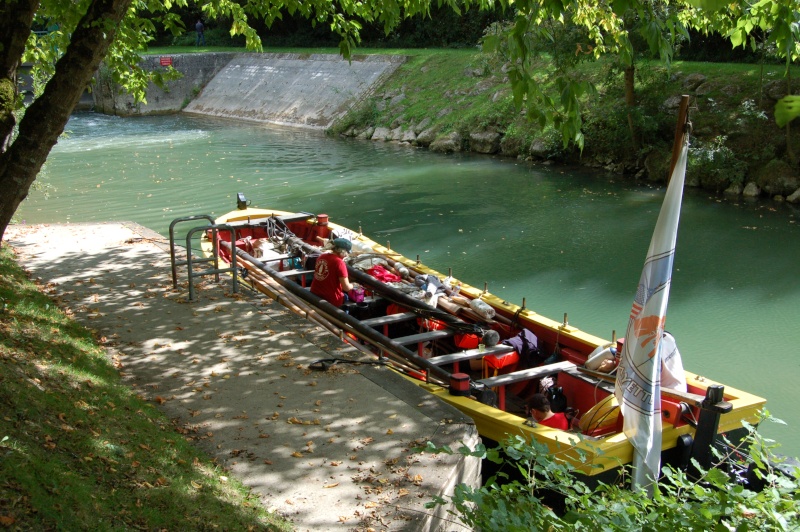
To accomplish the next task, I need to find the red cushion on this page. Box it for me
[454,333,480,349]
[484,350,519,369]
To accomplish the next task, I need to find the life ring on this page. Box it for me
[585,344,616,371]
[578,394,619,435]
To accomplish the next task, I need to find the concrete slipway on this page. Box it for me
[6,223,480,531]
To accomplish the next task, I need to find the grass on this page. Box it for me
[0,244,291,530]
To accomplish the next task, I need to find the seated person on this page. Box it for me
[525,393,569,430]
[310,238,355,307]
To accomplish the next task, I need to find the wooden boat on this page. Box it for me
[172,99,766,486]
[183,197,765,485]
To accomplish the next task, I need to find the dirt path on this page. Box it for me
[6,222,478,532]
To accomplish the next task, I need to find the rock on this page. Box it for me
[722,85,740,97]
[763,79,800,101]
[787,187,800,203]
[400,129,417,143]
[415,127,438,147]
[529,139,549,159]
[499,135,524,157]
[413,117,431,134]
[742,182,761,198]
[662,95,684,111]
[774,195,785,202]
[389,93,407,107]
[754,159,799,196]
[469,131,500,154]
[371,127,392,141]
[429,131,463,153]
[356,127,375,140]
[683,73,707,91]
[695,81,717,95]
[723,182,743,196]
[390,127,404,140]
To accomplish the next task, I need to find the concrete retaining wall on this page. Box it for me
[93,53,234,115]
[93,52,403,130]
[183,53,404,129]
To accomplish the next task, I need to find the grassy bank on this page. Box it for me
[0,244,290,530]
[147,45,800,198]
[331,49,799,196]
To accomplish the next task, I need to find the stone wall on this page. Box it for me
[93,53,234,116]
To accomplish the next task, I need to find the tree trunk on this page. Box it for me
[0,0,40,153]
[624,63,640,152]
[0,0,134,242]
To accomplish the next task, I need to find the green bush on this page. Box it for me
[689,135,747,191]
[423,411,799,530]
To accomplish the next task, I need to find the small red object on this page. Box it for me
[160,56,173,66]
[449,373,470,396]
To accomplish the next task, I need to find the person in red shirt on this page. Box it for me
[527,393,569,430]
[310,238,355,307]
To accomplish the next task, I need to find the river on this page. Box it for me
[16,111,800,459]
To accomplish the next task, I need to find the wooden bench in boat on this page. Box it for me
[360,312,418,339]
[476,360,577,410]
[393,329,454,358]
[428,344,517,373]
[274,268,314,287]
[562,365,616,394]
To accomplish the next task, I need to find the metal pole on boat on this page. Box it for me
[223,243,452,384]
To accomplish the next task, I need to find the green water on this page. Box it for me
[19,112,800,458]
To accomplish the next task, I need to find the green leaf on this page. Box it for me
[684,0,729,9]
[774,95,800,127]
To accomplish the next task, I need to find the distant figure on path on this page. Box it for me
[195,19,205,46]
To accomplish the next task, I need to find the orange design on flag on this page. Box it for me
[632,315,666,359]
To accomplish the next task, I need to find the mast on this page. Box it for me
[667,95,691,182]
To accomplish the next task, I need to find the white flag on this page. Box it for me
[615,138,689,492]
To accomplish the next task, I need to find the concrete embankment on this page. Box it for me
[95,52,403,130]
[184,53,403,129]
[6,222,479,531]
[94,53,234,116]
